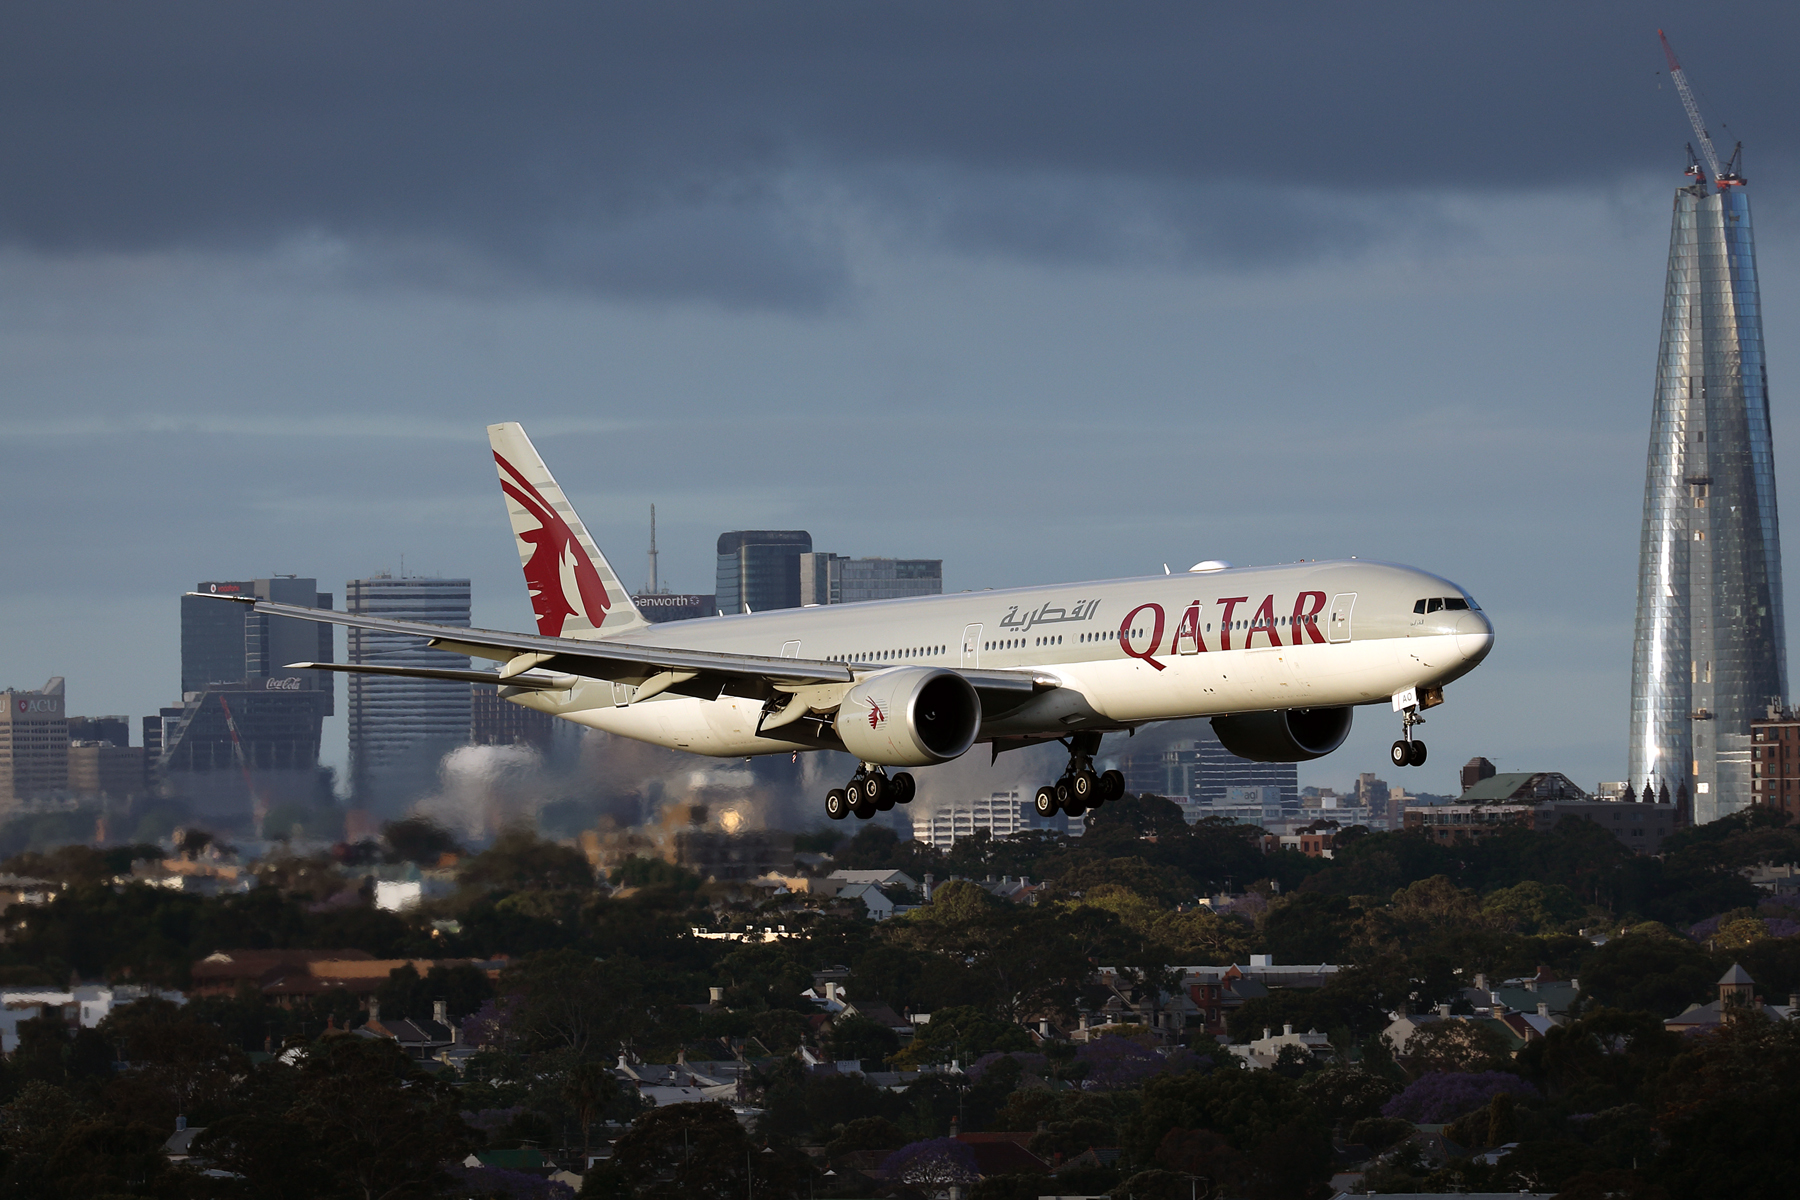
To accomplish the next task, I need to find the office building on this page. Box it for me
[1,678,67,808]
[346,574,472,811]
[630,594,714,624]
[1631,142,1787,824]
[1404,771,1679,854]
[799,554,943,606]
[1750,709,1800,820]
[715,531,811,616]
[155,579,335,819]
[471,683,554,753]
[912,790,1082,848]
[1119,724,1298,813]
[67,742,145,801]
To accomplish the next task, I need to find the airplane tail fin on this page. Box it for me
[488,422,648,640]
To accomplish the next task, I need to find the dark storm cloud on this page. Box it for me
[3,1,1796,302]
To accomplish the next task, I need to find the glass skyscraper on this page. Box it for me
[1630,172,1786,825]
[346,574,472,811]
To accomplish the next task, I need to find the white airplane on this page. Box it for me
[200,423,1494,822]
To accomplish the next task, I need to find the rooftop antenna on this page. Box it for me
[1658,29,1730,189]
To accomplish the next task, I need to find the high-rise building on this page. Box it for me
[1460,756,1497,793]
[911,790,1082,848]
[1116,724,1298,815]
[1,678,67,808]
[716,531,811,616]
[346,574,472,810]
[155,580,336,819]
[471,683,554,753]
[1630,144,1786,824]
[799,554,943,606]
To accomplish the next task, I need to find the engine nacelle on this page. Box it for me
[834,667,981,767]
[1211,706,1353,763]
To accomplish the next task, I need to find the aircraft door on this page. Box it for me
[1328,593,1357,643]
[961,624,982,667]
[780,640,801,658]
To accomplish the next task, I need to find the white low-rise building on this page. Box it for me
[1,984,185,1053]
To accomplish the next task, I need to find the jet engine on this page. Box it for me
[1210,706,1352,763]
[835,667,981,766]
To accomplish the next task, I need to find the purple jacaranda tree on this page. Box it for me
[462,993,525,1051]
[1381,1071,1537,1124]
[1076,1036,1202,1090]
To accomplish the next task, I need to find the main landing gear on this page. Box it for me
[1032,732,1125,819]
[1391,708,1427,768]
[826,764,916,821]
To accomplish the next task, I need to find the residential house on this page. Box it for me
[1229,1023,1335,1069]
[1666,963,1798,1033]
[358,999,458,1060]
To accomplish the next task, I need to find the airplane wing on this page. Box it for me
[198,594,1056,704]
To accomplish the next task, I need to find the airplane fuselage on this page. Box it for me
[514,558,1493,758]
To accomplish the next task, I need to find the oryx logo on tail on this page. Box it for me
[494,451,611,637]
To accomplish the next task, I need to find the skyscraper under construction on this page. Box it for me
[1630,34,1786,824]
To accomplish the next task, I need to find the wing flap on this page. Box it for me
[289,661,578,691]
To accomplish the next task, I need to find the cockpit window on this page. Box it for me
[1416,596,1477,614]
[1443,598,1469,611]
[1427,597,1444,613]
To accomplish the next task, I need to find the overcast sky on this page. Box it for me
[6,2,1800,801]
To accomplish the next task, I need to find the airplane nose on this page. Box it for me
[1454,610,1494,663]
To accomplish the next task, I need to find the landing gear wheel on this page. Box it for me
[877,789,895,812]
[1408,741,1428,767]
[862,772,886,805]
[1055,777,1073,807]
[1071,770,1097,803]
[1034,786,1060,818]
[826,789,849,820]
[852,794,877,820]
[1064,799,1088,818]
[1099,770,1125,804]
[891,773,916,804]
[1390,740,1411,768]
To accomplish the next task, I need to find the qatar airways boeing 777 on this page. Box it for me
[200,423,1494,822]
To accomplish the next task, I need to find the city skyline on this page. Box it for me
[9,9,1800,799]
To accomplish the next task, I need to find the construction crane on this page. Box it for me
[1659,29,1742,190]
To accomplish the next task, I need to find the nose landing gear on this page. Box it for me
[827,765,915,820]
[1390,701,1428,768]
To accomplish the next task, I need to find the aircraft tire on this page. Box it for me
[1033,786,1060,818]
[892,773,916,804]
[1072,770,1097,802]
[1099,770,1125,803]
[863,773,886,805]
[853,796,877,820]
[1063,799,1087,818]
[1409,741,1428,767]
[1055,777,1073,807]
[826,789,850,820]
[877,790,895,811]
[1390,740,1410,768]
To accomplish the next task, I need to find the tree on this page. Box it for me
[890,1005,1031,1069]
[503,950,644,1057]
[1398,1019,1515,1075]
[882,1139,979,1196]
[1127,1069,1331,1200]
[1380,1070,1537,1124]
[1655,1013,1800,1200]
[381,817,461,865]
[563,1059,621,1163]
[599,1101,764,1200]
[459,828,596,892]
[197,1035,477,1200]
[828,1015,901,1064]
[1580,931,1719,1016]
